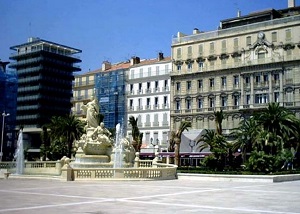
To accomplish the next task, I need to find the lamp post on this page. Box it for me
[1,112,10,162]
[189,140,195,152]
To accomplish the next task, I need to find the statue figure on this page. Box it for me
[92,122,113,145]
[81,96,99,128]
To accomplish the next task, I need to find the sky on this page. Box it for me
[0,0,297,73]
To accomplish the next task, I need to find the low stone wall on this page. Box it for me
[61,163,178,181]
[0,153,178,181]
[0,160,64,176]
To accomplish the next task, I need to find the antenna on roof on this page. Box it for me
[234,2,241,17]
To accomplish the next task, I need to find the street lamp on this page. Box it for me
[189,140,196,152]
[1,112,10,162]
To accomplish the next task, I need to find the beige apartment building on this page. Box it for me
[72,70,97,119]
[170,2,300,133]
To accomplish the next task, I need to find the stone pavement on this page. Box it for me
[0,176,299,214]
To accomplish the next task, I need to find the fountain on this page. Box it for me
[61,96,177,180]
[113,123,123,168]
[70,96,135,169]
[15,130,24,174]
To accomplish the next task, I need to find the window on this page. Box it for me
[187,62,193,71]
[155,97,158,108]
[221,77,227,87]
[258,51,266,59]
[198,98,203,109]
[274,73,280,83]
[187,81,192,91]
[286,29,292,42]
[274,92,279,102]
[129,99,133,110]
[138,98,142,109]
[245,76,250,85]
[165,64,169,73]
[272,32,277,42]
[147,82,151,93]
[187,46,192,58]
[198,62,203,70]
[246,36,251,46]
[148,67,151,76]
[186,99,192,110]
[176,82,181,91]
[209,97,215,108]
[156,66,159,75]
[155,81,159,91]
[198,79,203,90]
[164,96,168,107]
[255,93,268,104]
[138,83,142,93]
[139,68,143,78]
[176,100,181,110]
[233,95,239,106]
[147,98,151,109]
[130,84,133,93]
[263,74,268,83]
[286,91,293,103]
[198,44,203,56]
[221,40,226,52]
[209,78,214,88]
[285,70,293,83]
[221,96,227,107]
[164,80,168,91]
[234,75,239,87]
[233,38,239,51]
[246,94,251,104]
[177,48,182,59]
[255,75,261,83]
[209,42,214,54]
[177,64,181,71]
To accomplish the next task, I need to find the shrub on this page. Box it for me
[247,151,275,172]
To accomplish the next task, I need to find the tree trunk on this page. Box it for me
[174,137,181,167]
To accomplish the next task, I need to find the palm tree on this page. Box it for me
[168,131,176,152]
[197,129,216,152]
[214,110,224,135]
[254,102,298,154]
[128,116,143,152]
[174,121,192,166]
[46,115,85,158]
[231,118,259,162]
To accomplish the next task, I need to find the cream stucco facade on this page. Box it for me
[170,6,300,133]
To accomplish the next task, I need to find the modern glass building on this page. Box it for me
[9,37,81,152]
[95,61,130,129]
[0,60,18,160]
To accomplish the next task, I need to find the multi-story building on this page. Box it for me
[170,1,300,134]
[72,70,98,119]
[126,53,171,149]
[9,37,81,150]
[0,60,18,160]
[95,61,130,129]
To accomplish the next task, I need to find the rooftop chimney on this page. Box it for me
[158,52,164,61]
[193,28,200,34]
[102,61,111,71]
[237,10,241,17]
[130,56,140,65]
[288,0,295,8]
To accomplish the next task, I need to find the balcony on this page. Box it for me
[170,55,300,76]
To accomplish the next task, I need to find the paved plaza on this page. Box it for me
[0,176,299,214]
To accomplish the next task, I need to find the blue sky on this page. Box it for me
[0,0,296,73]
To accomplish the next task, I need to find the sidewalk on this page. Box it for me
[0,176,299,214]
